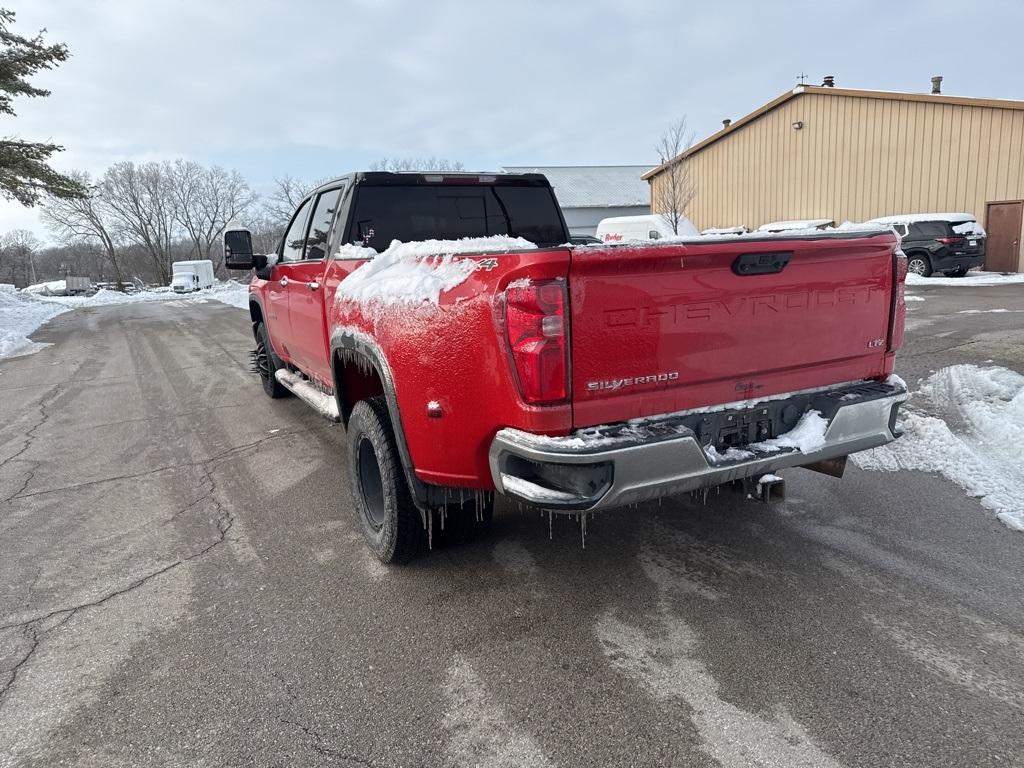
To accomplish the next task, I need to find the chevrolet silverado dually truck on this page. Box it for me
[223,172,908,563]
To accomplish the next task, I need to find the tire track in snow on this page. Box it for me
[852,365,1024,531]
[595,534,844,768]
[442,655,554,768]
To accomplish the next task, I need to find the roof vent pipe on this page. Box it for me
[722,119,731,128]
[931,75,943,94]
[822,75,835,87]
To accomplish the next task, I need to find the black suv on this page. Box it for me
[894,220,986,277]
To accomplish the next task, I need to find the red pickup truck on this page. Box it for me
[224,172,908,563]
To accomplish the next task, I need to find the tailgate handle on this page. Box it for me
[733,252,792,275]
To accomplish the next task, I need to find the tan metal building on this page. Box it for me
[644,83,1024,272]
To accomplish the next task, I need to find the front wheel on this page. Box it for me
[348,397,423,564]
[906,254,932,277]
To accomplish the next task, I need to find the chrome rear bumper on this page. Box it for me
[489,380,908,512]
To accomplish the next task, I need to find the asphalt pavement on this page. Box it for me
[1,284,1022,767]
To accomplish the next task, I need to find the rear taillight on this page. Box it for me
[936,236,964,245]
[888,250,907,351]
[505,280,569,404]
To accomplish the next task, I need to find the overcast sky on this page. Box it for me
[4,0,1023,241]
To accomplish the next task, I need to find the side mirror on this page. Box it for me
[224,228,254,270]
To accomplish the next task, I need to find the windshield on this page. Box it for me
[347,182,567,251]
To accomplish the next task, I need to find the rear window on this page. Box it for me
[908,221,954,238]
[347,183,566,251]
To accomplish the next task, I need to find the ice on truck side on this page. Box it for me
[223,171,909,564]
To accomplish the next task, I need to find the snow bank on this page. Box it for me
[202,280,250,309]
[0,290,69,360]
[22,279,71,296]
[31,281,250,310]
[853,365,1024,531]
[334,236,534,307]
[0,281,250,361]
[906,271,1024,287]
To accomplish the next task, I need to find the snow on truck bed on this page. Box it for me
[333,236,535,307]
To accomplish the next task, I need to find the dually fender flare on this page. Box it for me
[329,327,432,515]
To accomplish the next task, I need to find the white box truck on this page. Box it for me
[170,260,215,293]
[595,214,698,243]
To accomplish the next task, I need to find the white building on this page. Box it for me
[501,165,652,236]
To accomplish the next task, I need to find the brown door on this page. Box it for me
[985,201,1023,272]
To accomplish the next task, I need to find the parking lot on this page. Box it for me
[1,283,1023,768]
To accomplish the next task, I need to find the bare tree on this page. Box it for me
[369,157,465,173]
[261,175,325,225]
[653,117,696,234]
[41,170,125,286]
[101,161,179,282]
[0,228,41,286]
[170,160,255,272]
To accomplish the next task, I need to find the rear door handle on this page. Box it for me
[307,281,320,291]
[279,277,289,286]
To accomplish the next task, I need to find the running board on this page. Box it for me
[274,369,340,422]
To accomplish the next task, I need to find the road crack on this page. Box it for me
[279,716,392,767]
[2,430,300,505]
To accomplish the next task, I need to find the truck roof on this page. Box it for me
[310,171,552,196]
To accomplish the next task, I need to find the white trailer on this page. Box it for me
[170,260,215,293]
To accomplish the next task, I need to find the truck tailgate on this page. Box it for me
[568,233,898,428]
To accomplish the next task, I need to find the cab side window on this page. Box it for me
[304,188,343,260]
[281,198,312,263]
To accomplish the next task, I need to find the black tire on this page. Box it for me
[255,323,289,398]
[906,253,932,277]
[348,397,423,564]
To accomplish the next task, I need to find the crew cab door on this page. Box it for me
[264,196,312,363]
[285,186,345,384]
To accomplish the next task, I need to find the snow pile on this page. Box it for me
[0,289,69,360]
[22,279,71,296]
[335,236,534,307]
[32,281,250,310]
[905,271,1024,287]
[202,280,250,309]
[0,281,250,362]
[853,365,1024,531]
[756,218,833,232]
[35,287,171,308]
[753,410,829,453]
[701,226,748,236]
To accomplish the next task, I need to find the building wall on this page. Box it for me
[561,205,649,236]
[651,92,1024,232]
